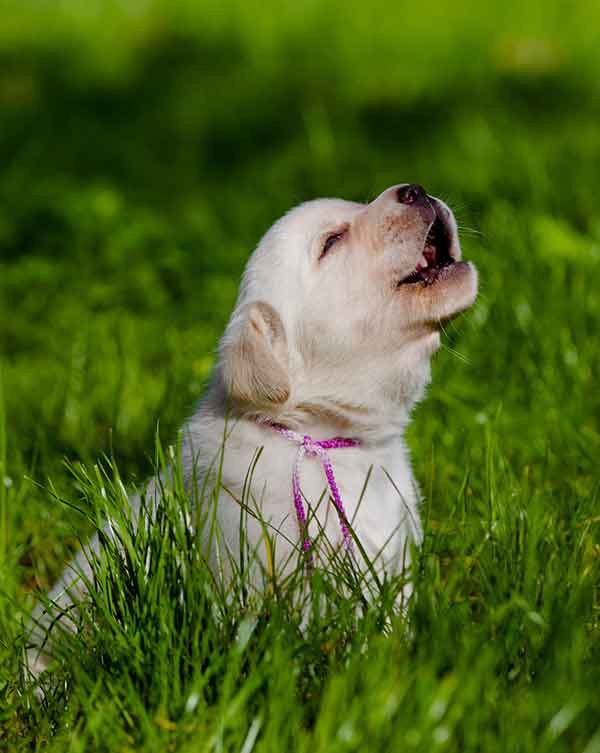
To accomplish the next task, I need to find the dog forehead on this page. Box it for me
[245,197,362,279]
[236,198,364,323]
[287,197,364,225]
[267,198,364,248]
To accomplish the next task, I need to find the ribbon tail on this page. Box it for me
[319,452,353,552]
[292,446,313,560]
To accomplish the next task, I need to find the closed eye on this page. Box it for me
[319,228,348,261]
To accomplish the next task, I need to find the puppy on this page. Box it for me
[27,183,477,679]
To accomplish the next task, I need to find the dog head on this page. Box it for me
[219,184,478,428]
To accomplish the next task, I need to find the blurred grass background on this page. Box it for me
[1,0,599,750]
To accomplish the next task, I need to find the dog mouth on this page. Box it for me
[397,212,455,287]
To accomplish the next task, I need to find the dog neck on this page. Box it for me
[282,357,432,442]
[239,380,426,446]
[208,342,432,445]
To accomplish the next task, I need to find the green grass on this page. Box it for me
[1,0,600,750]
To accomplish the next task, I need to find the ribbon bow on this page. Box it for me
[270,424,361,558]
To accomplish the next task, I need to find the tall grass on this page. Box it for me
[7,430,600,752]
[21,437,405,748]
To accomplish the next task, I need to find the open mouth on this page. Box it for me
[398,213,454,287]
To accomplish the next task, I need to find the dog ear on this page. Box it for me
[220,301,290,408]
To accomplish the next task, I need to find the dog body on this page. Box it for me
[28,184,477,678]
[178,403,422,580]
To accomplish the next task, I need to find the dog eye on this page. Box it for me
[319,230,346,260]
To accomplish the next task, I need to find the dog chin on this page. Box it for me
[417,329,442,358]
[431,261,478,322]
[400,261,478,325]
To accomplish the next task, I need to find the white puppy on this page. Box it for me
[28,183,477,679]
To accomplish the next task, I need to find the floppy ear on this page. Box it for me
[220,301,290,408]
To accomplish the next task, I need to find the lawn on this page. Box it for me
[1,1,599,750]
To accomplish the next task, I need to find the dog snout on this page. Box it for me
[396,184,427,206]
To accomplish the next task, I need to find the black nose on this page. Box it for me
[396,184,427,205]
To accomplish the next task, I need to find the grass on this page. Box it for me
[1,0,600,750]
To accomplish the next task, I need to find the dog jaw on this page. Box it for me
[396,260,479,327]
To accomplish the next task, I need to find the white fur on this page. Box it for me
[27,184,478,680]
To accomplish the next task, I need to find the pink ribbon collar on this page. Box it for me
[269,424,361,558]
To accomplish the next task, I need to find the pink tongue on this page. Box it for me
[423,244,437,267]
